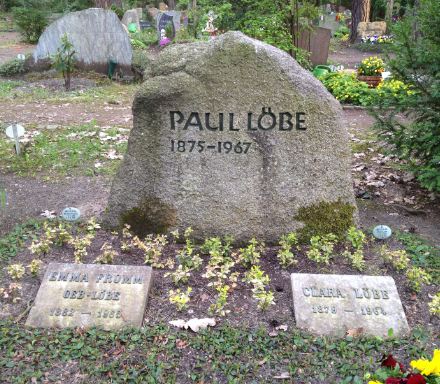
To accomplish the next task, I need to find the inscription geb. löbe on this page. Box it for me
[26,263,152,330]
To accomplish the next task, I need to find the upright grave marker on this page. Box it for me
[291,273,410,337]
[104,32,356,242]
[6,123,25,155]
[26,263,153,330]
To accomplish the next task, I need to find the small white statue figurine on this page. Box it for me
[159,28,171,47]
[203,11,218,39]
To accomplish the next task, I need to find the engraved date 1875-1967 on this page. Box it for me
[171,140,251,154]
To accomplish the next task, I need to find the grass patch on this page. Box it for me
[0,320,434,383]
[0,80,22,97]
[0,12,14,32]
[0,123,127,177]
[0,220,40,264]
[397,231,440,284]
[0,79,137,104]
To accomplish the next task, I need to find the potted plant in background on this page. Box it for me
[357,56,385,87]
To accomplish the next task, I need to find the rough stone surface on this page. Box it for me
[26,263,152,330]
[291,273,410,337]
[122,9,141,32]
[104,31,356,243]
[357,21,387,38]
[33,8,132,72]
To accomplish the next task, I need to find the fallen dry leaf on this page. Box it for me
[273,372,290,379]
[346,327,364,337]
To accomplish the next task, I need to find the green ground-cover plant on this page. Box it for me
[396,232,440,284]
[0,123,127,177]
[169,287,192,311]
[238,238,264,267]
[320,72,372,105]
[130,29,158,49]
[277,232,298,268]
[429,293,440,316]
[369,0,440,192]
[0,79,137,103]
[0,320,435,383]
[343,227,367,271]
[0,57,26,77]
[306,233,338,265]
[0,220,40,263]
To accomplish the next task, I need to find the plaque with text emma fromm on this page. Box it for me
[26,263,152,330]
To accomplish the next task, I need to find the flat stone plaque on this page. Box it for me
[291,273,409,337]
[26,263,152,330]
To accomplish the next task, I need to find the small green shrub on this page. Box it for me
[238,238,264,267]
[12,1,48,43]
[7,263,25,279]
[428,293,440,316]
[169,287,191,311]
[277,232,298,268]
[52,33,76,91]
[343,226,367,271]
[320,72,371,106]
[306,233,337,265]
[0,58,26,77]
[406,267,432,293]
[130,29,158,48]
[380,245,410,271]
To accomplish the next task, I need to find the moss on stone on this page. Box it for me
[295,200,356,243]
[120,197,177,238]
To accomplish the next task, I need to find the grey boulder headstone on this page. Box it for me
[104,32,356,242]
[33,8,132,74]
[122,9,141,32]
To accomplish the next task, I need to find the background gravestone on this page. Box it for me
[122,9,141,32]
[156,11,181,39]
[104,31,356,243]
[33,8,132,75]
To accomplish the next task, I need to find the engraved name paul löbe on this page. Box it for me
[170,109,307,132]
[48,271,143,284]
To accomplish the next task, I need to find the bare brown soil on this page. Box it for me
[0,31,34,64]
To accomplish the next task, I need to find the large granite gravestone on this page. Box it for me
[104,31,356,242]
[291,273,410,337]
[26,263,152,330]
[33,8,132,74]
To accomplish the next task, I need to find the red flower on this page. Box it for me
[385,378,405,384]
[407,374,426,384]
[382,355,405,372]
